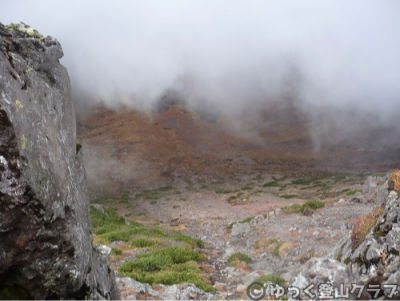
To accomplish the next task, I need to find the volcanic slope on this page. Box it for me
[76,101,400,193]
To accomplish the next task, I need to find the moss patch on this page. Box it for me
[119,247,214,293]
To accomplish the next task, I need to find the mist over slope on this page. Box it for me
[2,0,400,167]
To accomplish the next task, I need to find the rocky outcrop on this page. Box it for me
[289,174,400,300]
[117,277,215,300]
[0,22,119,299]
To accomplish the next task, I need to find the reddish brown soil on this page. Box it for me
[76,102,399,193]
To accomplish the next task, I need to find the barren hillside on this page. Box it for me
[76,101,400,193]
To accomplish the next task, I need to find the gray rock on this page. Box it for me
[230,222,251,239]
[363,175,385,193]
[363,176,378,195]
[0,23,119,299]
[375,181,389,207]
[322,177,400,299]
[242,271,260,286]
[214,281,228,292]
[158,283,214,300]
[116,277,159,299]
[250,214,265,226]
[227,175,400,300]
[289,258,370,300]
[225,247,235,256]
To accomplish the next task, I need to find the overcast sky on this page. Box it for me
[1,0,400,117]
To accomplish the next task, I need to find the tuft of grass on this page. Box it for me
[227,252,252,264]
[119,247,215,293]
[121,270,215,293]
[216,189,232,194]
[304,200,325,209]
[227,192,244,202]
[254,274,286,286]
[253,237,277,250]
[98,227,167,244]
[90,206,202,247]
[351,207,384,251]
[227,195,237,202]
[254,238,284,255]
[263,181,280,187]
[131,238,155,248]
[241,186,253,191]
[338,188,360,196]
[90,205,131,234]
[111,248,123,255]
[121,253,172,272]
[282,200,325,215]
[272,241,284,256]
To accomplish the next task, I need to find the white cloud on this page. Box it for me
[1,0,400,116]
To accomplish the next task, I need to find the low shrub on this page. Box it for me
[263,181,280,187]
[351,207,384,251]
[227,252,252,264]
[111,248,123,255]
[131,239,155,248]
[282,200,325,215]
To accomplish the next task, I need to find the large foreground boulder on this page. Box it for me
[0,22,119,299]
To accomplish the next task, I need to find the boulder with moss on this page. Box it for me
[0,22,119,299]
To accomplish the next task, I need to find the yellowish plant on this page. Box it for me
[351,207,384,251]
